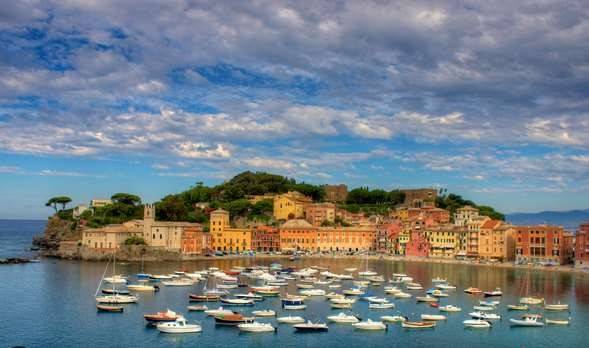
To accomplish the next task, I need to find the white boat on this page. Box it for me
[126,284,157,291]
[545,318,570,325]
[331,297,356,304]
[431,277,446,283]
[238,321,275,333]
[406,284,423,290]
[439,305,462,312]
[151,274,174,280]
[367,276,385,283]
[463,319,491,328]
[344,268,357,273]
[469,312,501,320]
[353,280,370,287]
[104,275,127,284]
[293,321,329,332]
[421,314,446,321]
[520,297,544,305]
[187,305,208,311]
[479,300,500,306]
[436,284,456,290]
[431,290,448,297]
[217,284,238,289]
[331,302,352,309]
[545,303,569,311]
[157,317,202,333]
[96,294,138,304]
[358,271,378,277]
[326,292,345,300]
[416,295,438,303]
[220,298,255,306]
[369,302,395,309]
[205,306,233,316]
[343,288,365,296]
[483,288,503,297]
[510,314,544,327]
[507,304,529,311]
[277,316,305,324]
[296,283,315,289]
[395,291,412,299]
[353,319,387,330]
[368,297,388,304]
[473,306,496,312]
[162,279,194,287]
[235,292,264,301]
[328,284,341,289]
[300,289,326,296]
[327,312,360,323]
[252,309,276,317]
[384,286,401,294]
[380,315,406,322]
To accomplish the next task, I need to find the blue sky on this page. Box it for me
[1,1,589,219]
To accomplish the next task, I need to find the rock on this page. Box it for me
[0,258,31,265]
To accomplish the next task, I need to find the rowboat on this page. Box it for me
[252,310,276,317]
[327,312,361,323]
[238,321,275,333]
[189,294,221,302]
[421,314,446,321]
[464,287,483,294]
[463,319,491,328]
[507,304,529,311]
[402,321,435,329]
[220,298,255,306]
[353,319,387,330]
[144,309,180,323]
[545,318,570,325]
[545,303,569,311]
[157,317,202,333]
[483,288,503,297]
[96,304,124,312]
[293,321,329,332]
[277,315,305,324]
[439,305,462,312]
[214,312,254,325]
[510,314,544,327]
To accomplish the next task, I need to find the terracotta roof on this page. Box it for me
[481,219,501,229]
[457,205,478,211]
[281,219,315,229]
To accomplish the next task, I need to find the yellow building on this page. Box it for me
[209,208,252,252]
[478,220,515,261]
[90,199,112,209]
[392,207,409,221]
[425,225,468,258]
[317,226,376,252]
[279,219,318,251]
[273,191,313,220]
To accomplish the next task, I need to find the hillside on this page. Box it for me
[506,209,589,231]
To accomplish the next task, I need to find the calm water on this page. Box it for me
[1,220,588,348]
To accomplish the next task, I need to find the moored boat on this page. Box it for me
[483,288,503,297]
[127,284,158,292]
[464,287,483,294]
[507,304,529,311]
[96,294,138,304]
[520,297,544,305]
[416,295,438,303]
[327,312,361,323]
[189,294,221,302]
[421,314,446,321]
[353,319,387,330]
[252,309,276,317]
[144,309,179,323]
[463,319,491,328]
[204,306,233,316]
[439,305,461,312]
[293,321,329,332]
[401,321,435,329]
[96,304,124,312]
[380,315,406,323]
[545,318,570,325]
[238,321,275,333]
[369,302,395,309]
[509,314,544,327]
[545,303,569,311]
[282,297,306,310]
[277,315,305,324]
[156,317,202,333]
[187,305,208,311]
[220,298,255,306]
[214,312,254,325]
[469,312,501,320]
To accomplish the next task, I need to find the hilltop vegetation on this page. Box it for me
[436,192,505,221]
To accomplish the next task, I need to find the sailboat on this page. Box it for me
[96,251,138,304]
[136,253,151,279]
[358,254,377,277]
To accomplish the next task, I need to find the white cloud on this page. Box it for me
[172,142,231,159]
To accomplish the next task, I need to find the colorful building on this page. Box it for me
[82,220,143,250]
[515,225,569,265]
[376,221,402,253]
[273,191,313,220]
[305,202,336,226]
[405,227,430,257]
[575,222,589,268]
[425,225,467,258]
[143,204,202,251]
[454,205,479,226]
[279,219,318,252]
[181,226,210,255]
[477,220,515,261]
[317,226,376,252]
[335,209,367,226]
[252,225,280,252]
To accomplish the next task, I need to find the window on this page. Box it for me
[160,234,163,239]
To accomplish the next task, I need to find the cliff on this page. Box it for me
[32,216,80,257]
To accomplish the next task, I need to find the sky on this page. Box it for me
[1,1,588,219]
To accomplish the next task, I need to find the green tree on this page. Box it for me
[124,236,146,245]
[111,193,141,206]
[156,195,189,221]
[46,196,72,212]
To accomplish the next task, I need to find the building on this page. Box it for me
[401,188,437,208]
[575,222,589,268]
[273,191,313,220]
[82,220,143,250]
[405,226,430,257]
[209,208,252,252]
[73,204,88,219]
[317,226,376,253]
[181,226,210,255]
[279,219,318,252]
[376,221,402,253]
[515,225,568,265]
[454,205,479,227]
[477,220,515,261]
[425,225,468,259]
[142,204,202,251]
[335,209,367,226]
[324,184,348,202]
[90,199,112,209]
[246,194,276,204]
[252,225,280,252]
[305,202,336,226]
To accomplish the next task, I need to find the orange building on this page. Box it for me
[279,219,318,252]
[181,226,211,255]
[317,226,376,253]
[575,222,589,268]
[305,203,336,226]
[252,225,280,252]
[478,220,515,261]
[515,225,568,265]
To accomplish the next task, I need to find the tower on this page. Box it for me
[143,203,155,243]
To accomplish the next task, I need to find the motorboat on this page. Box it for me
[358,271,378,277]
[353,319,387,330]
[406,282,423,290]
[330,297,356,304]
[150,274,174,281]
[104,275,127,284]
[329,284,342,289]
[96,294,138,304]
[507,304,529,311]
[368,297,388,303]
[96,304,124,312]
[509,314,544,327]
[293,321,329,332]
[384,286,401,295]
[369,302,395,309]
[431,290,448,297]
[484,288,503,297]
[220,298,255,306]
[473,306,496,312]
[463,319,491,328]
[416,295,438,303]
[235,292,264,301]
[439,305,461,312]
[187,305,208,311]
[326,292,345,300]
[545,303,569,311]
[380,315,406,323]
[277,315,305,324]
[189,294,221,302]
[353,280,370,287]
[252,310,276,317]
[217,284,238,289]
[255,288,281,296]
[469,312,501,320]
[296,283,315,289]
[144,309,180,323]
[421,314,446,321]
[327,312,361,323]
[127,284,158,292]
[214,312,254,325]
[436,283,456,290]
[299,289,326,296]
[238,321,275,333]
[282,297,307,310]
[545,318,570,325]
[344,268,357,272]
[331,302,352,309]
[367,276,386,283]
[394,292,412,299]
[520,297,544,305]
[162,279,194,286]
[101,288,130,295]
[401,321,435,329]
[204,306,233,316]
[360,295,377,302]
[431,277,446,283]
[464,287,483,294]
[157,317,202,333]
[343,288,365,296]
[479,300,500,306]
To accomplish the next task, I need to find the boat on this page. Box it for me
[187,305,208,311]
[144,309,180,323]
[406,283,423,290]
[436,283,456,290]
[252,309,276,317]
[469,312,501,320]
[205,306,233,316]
[463,319,491,328]
[328,284,342,289]
[367,297,387,303]
[545,318,570,325]
[380,315,406,323]
[509,314,544,327]
[327,312,361,323]
[384,286,401,295]
[545,303,569,311]
[483,288,503,297]
[343,288,365,296]
[255,288,281,296]
[282,297,307,310]
[369,302,395,309]
[353,319,387,330]
[331,302,352,309]
[431,277,446,283]
[189,293,221,302]
[277,316,305,324]
[431,290,448,297]
[421,314,446,321]
[95,252,137,304]
[464,287,483,294]
[101,288,130,295]
[127,284,158,292]
[430,302,439,308]
[330,297,356,304]
[162,279,194,286]
[507,304,529,311]
[293,321,329,332]
[479,300,500,306]
[220,298,255,306]
[235,292,264,301]
[401,321,436,329]
[439,305,462,312]
[416,295,438,303]
[353,280,370,287]
[214,312,254,325]
[104,275,128,284]
[238,321,275,333]
[96,294,138,304]
[150,274,174,281]
[344,268,357,272]
[96,304,124,312]
[473,306,496,312]
[326,292,345,300]
[299,289,325,296]
[156,317,202,333]
[520,297,544,305]
[358,271,378,277]
[367,276,386,283]
[217,284,238,289]
[296,283,314,289]
[394,292,412,299]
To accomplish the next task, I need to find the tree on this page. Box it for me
[46,196,72,212]
[111,193,141,206]
[156,195,189,221]
[45,198,58,213]
[124,236,146,245]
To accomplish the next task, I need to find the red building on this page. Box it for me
[515,225,569,265]
[405,226,430,257]
[376,220,402,253]
[575,222,589,268]
[181,226,210,255]
[252,225,280,252]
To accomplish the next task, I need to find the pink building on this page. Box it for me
[405,228,430,257]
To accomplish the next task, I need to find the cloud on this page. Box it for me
[172,142,231,159]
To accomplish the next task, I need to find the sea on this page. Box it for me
[0,219,588,348]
